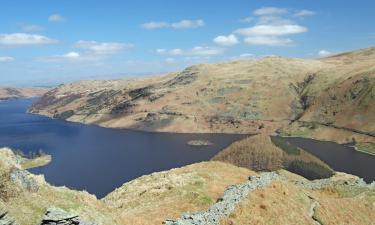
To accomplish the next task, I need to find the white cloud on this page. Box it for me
[141,19,205,29]
[257,15,294,26]
[41,40,133,62]
[40,51,103,62]
[0,33,57,46]
[169,48,184,55]
[294,10,316,17]
[0,56,14,62]
[141,21,169,29]
[156,49,166,53]
[244,36,293,46]
[44,52,80,61]
[236,24,307,36]
[156,46,224,56]
[21,25,44,33]
[239,17,254,23]
[213,34,239,46]
[318,50,332,57]
[171,19,205,29]
[62,52,80,59]
[254,7,288,16]
[75,40,133,55]
[239,53,255,58]
[165,58,176,64]
[190,46,223,55]
[233,7,313,47]
[48,14,65,22]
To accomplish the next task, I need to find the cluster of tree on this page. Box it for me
[213,135,335,180]
[287,160,334,180]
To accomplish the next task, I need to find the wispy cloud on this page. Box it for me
[233,6,312,46]
[0,33,57,46]
[239,17,254,23]
[40,40,133,62]
[244,36,293,46]
[294,10,316,17]
[60,52,80,59]
[213,34,239,46]
[156,46,224,56]
[171,19,205,29]
[254,7,288,16]
[75,40,134,55]
[42,52,81,61]
[318,50,332,57]
[239,53,255,58]
[236,24,307,36]
[48,14,65,22]
[0,56,15,62]
[141,19,205,29]
[141,21,169,29]
[21,25,45,33]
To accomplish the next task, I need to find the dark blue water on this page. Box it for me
[0,99,246,198]
[280,137,375,183]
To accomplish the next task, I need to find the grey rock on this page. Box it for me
[39,208,97,225]
[10,169,39,192]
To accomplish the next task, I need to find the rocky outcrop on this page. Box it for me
[10,169,39,192]
[164,172,279,225]
[39,208,97,225]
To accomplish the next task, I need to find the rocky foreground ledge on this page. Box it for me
[39,208,96,225]
[1,147,375,225]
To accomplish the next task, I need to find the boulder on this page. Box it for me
[39,208,97,225]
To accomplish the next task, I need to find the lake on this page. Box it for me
[0,99,246,198]
[280,136,375,183]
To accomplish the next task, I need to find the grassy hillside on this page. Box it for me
[29,47,375,148]
[29,57,326,134]
[300,47,375,136]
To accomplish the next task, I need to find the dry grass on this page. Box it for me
[311,187,375,225]
[104,161,255,225]
[221,178,375,225]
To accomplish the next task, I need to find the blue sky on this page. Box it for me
[0,0,374,86]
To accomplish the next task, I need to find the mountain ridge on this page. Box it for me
[29,46,375,147]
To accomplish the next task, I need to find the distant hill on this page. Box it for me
[0,87,49,100]
[29,46,375,144]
